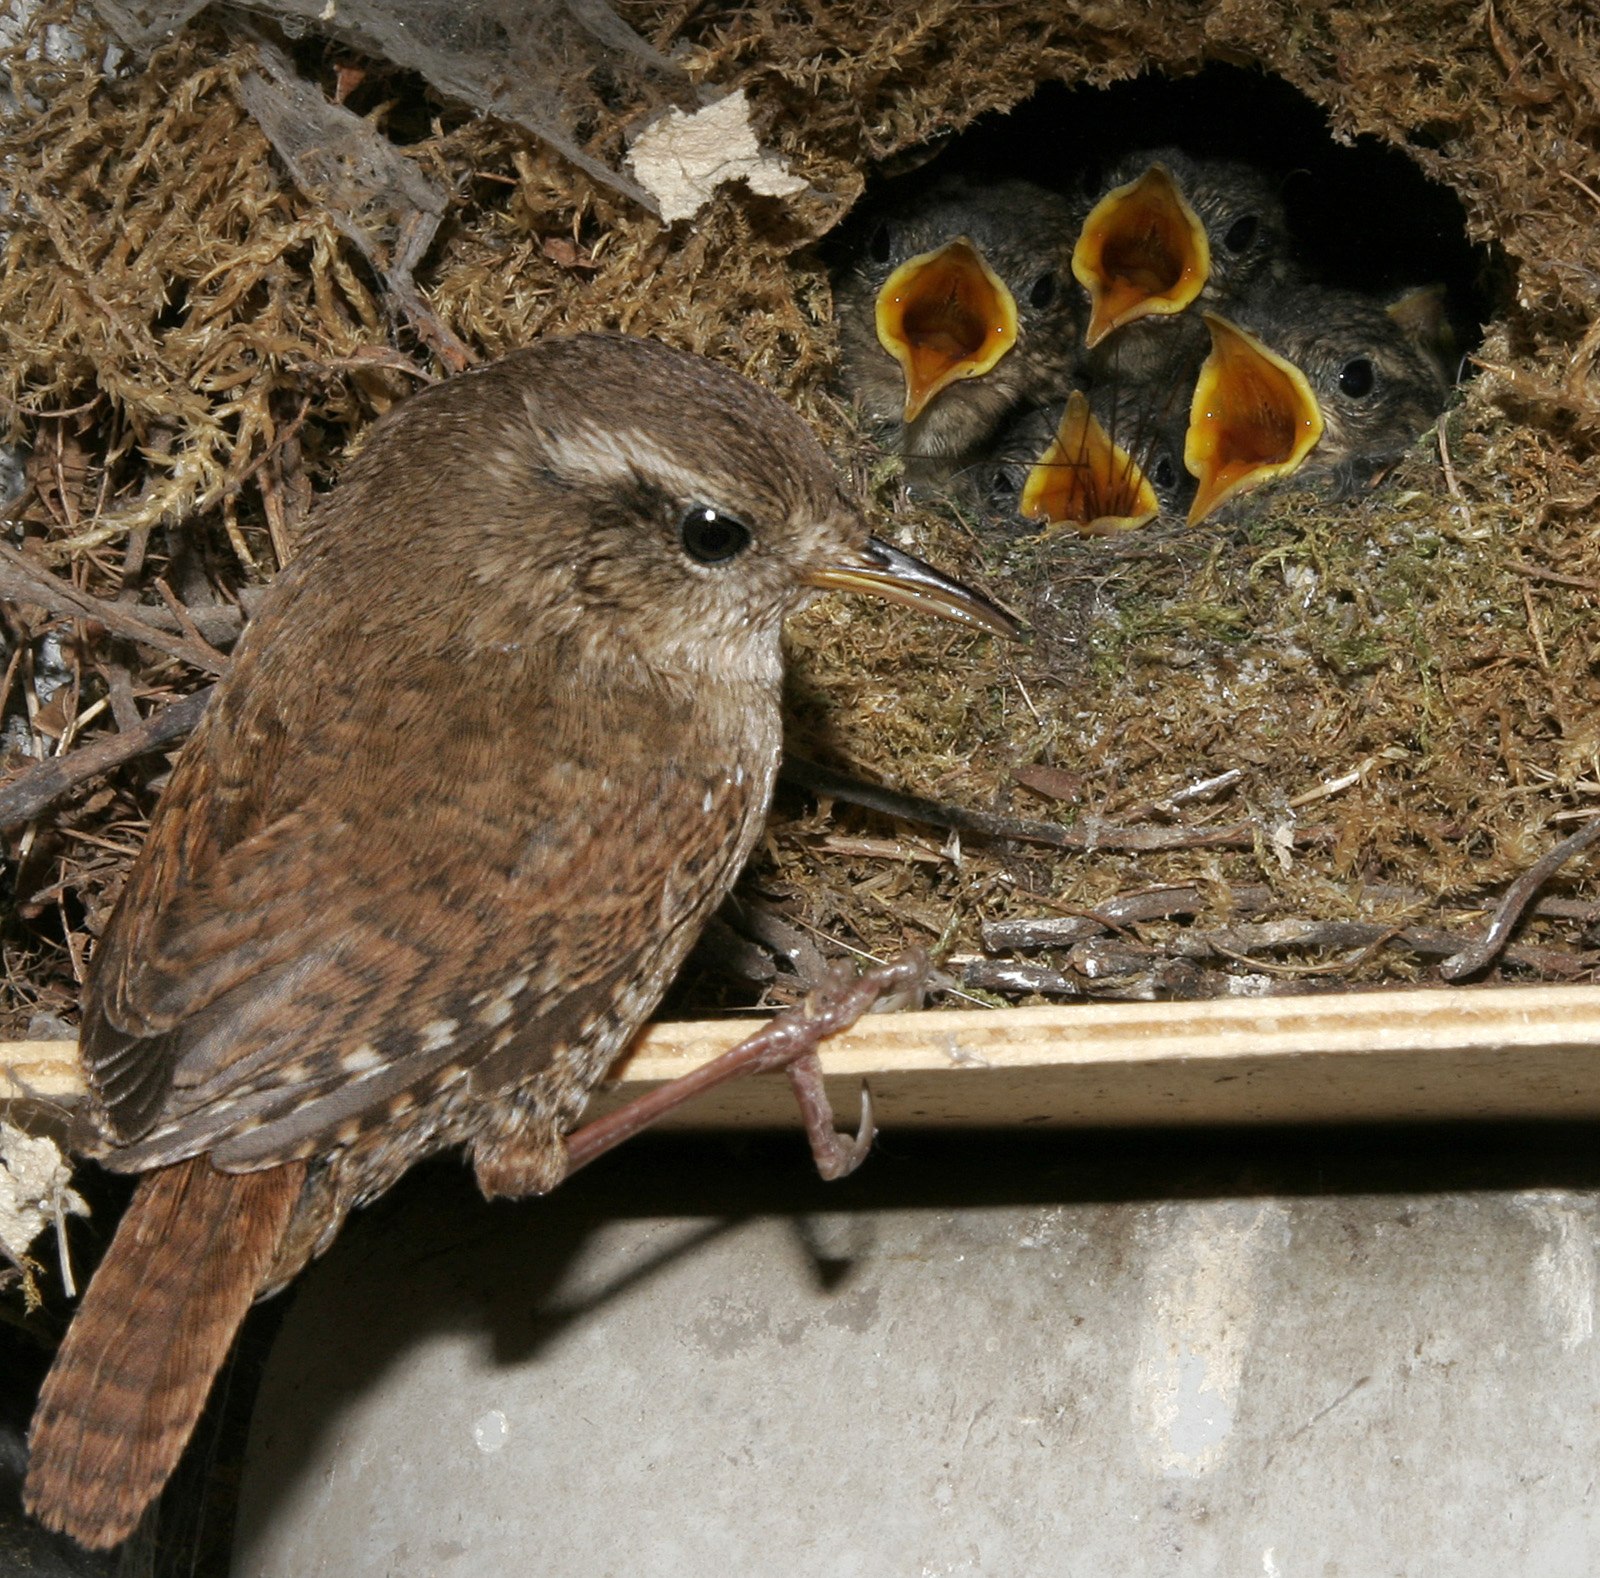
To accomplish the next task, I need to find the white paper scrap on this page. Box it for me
[627,89,808,224]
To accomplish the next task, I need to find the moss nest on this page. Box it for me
[3,0,1599,1030]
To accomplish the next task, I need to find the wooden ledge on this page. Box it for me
[6,983,1600,1131]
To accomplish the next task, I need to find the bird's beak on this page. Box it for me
[1072,164,1211,348]
[875,237,1020,423]
[808,537,1021,639]
[1184,313,1325,525]
[1020,390,1160,535]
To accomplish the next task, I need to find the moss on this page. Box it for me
[4,0,1600,1024]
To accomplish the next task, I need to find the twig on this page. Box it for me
[982,884,1275,952]
[104,666,142,735]
[963,960,1080,997]
[1505,558,1600,595]
[1441,817,1600,979]
[1117,768,1245,822]
[1184,919,1588,978]
[1522,581,1551,672]
[1204,937,1392,977]
[0,688,213,832]
[1561,169,1600,211]
[0,543,231,674]
[1437,424,1476,535]
[153,577,229,671]
[783,758,1333,855]
[235,32,476,373]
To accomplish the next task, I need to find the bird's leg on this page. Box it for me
[560,950,927,1183]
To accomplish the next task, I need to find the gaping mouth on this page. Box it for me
[1072,164,1211,348]
[875,237,1020,423]
[1020,391,1160,535]
[808,537,1021,639]
[1185,313,1325,525]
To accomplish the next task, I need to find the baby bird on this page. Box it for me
[1187,282,1450,521]
[1184,313,1325,523]
[1073,148,1293,383]
[965,376,1194,532]
[834,176,1084,478]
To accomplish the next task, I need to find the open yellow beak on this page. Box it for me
[1019,391,1159,535]
[875,237,1020,423]
[1072,164,1211,349]
[1184,314,1324,525]
[808,536,1020,639]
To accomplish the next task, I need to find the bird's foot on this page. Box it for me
[560,950,928,1182]
[785,1052,874,1180]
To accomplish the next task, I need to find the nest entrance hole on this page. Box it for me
[858,62,1501,363]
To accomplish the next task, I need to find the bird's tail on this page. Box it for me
[24,1154,306,1551]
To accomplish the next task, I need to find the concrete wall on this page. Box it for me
[233,1130,1600,1576]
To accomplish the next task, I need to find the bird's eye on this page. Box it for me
[679,504,752,565]
[868,223,893,264]
[1028,272,1057,309]
[1339,357,1377,398]
[1151,455,1177,491]
[1222,215,1259,255]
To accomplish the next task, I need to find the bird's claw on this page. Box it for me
[786,1056,875,1181]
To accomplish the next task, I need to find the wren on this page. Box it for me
[24,333,1014,1550]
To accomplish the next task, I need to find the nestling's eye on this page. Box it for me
[1028,272,1057,309]
[1338,357,1377,398]
[679,504,753,565]
[1222,215,1259,255]
[868,223,894,264]
[1150,454,1177,492]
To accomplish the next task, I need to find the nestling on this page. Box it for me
[1186,283,1449,520]
[965,377,1194,530]
[1073,148,1293,383]
[834,176,1084,475]
[24,333,1012,1550]
[1232,282,1451,490]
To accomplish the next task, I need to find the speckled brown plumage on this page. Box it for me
[27,1156,305,1547]
[24,333,1006,1550]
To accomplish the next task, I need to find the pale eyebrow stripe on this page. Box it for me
[543,425,734,503]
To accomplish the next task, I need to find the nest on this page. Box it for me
[3,0,1599,1034]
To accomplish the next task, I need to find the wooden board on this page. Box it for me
[6,983,1600,1130]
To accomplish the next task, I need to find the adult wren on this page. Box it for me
[24,334,1014,1550]
[834,176,1084,477]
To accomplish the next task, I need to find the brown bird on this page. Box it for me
[834,176,1084,476]
[1073,149,1293,383]
[23,334,1013,1550]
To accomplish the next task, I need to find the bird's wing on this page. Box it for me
[81,655,762,1173]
